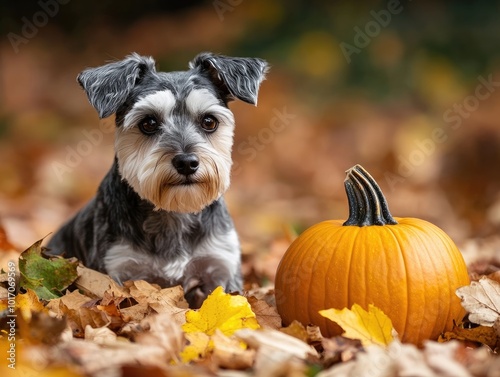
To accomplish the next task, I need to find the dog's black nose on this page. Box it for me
[172,153,199,176]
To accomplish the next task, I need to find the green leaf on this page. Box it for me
[19,239,79,300]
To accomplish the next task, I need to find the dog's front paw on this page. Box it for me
[182,256,232,309]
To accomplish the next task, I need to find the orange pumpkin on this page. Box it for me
[275,164,470,345]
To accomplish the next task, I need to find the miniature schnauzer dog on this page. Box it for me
[48,52,268,308]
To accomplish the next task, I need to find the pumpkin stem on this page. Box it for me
[343,165,398,227]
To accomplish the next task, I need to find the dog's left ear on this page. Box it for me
[190,52,269,105]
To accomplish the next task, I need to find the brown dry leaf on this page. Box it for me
[423,341,472,377]
[96,291,127,329]
[84,324,117,344]
[318,340,471,377]
[495,317,500,338]
[41,312,184,374]
[211,329,255,370]
[456,277,500,326]
[321,336,362,368]
[246,285,275,300]
[440,324,500,350]
[100,290,128,306]
[487,270,500,285]
[245,285,277,308]
[235,328,318,360]
[119,301,152,322]
[465,346,500,376]
[125,280,189,325]
[392,342,443,377]
[233,327,313,377]
[75,265,129,299]
[253,346,308,377]
[47,280,189,339]
[51,338,171,375]
[134,312,184,363]
[46,289,91,316]
[46,290,108,337]
[306,325,323,343]
[47,286,141,337]
[248,295,281,329]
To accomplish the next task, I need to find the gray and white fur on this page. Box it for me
[48,52,268,308]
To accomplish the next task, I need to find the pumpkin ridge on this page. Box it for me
[420,220,466,330]
[346,225,363,312]
[304,223,326,326]
[323,226,358,325]
[417,223,452,339]
[384,224,410,341]
[293,221,341,325]
[402,222,441,343]
[288,231,318,321]
[417,220,461,338]
[404,219,451,338]
[316,222,350,326]
[408,220,438,340]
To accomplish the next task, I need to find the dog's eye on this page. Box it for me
[200,115,218,132]
[139,116,159,135]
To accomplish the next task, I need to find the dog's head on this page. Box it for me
[77,52,268,213]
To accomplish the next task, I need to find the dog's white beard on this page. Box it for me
[143,150,231,213]
[158,180,227,213]
[115,130,232,213]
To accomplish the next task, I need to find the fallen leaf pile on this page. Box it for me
[1,234,500,376]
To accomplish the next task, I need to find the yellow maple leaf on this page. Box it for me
[182,286,260,336]
[180,286,259,362]
[319,304,396,347]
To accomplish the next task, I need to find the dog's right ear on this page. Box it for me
[77,53,156,118]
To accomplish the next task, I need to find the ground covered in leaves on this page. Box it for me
[1,227,500,377]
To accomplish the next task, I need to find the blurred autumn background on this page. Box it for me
[1,0,500,283]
